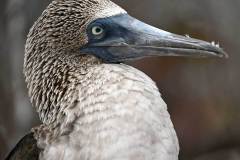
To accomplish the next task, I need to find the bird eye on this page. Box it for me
[91,26,104,36]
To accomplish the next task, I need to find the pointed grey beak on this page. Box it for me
[81,14,228,63]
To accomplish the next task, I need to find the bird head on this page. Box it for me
[26,0,227,66]
[24,0,228,125]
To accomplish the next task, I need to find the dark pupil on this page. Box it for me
[96,27,101,33]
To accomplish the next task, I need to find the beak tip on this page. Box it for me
[216,48,229,59]
[223,52,229,59]
[208,41,228,58]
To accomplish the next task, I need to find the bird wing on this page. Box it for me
[5,132,41,160]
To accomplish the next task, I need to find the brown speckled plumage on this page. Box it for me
[21,0,179,159]
[24,0,125,125]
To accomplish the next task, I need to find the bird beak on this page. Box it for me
[81,14,228,63]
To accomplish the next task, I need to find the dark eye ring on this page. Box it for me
[91,25,104,36]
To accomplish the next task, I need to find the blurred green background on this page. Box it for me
[0,0,239,159]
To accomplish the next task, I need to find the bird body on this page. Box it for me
[6,0,226,159]
[33,62,178,160]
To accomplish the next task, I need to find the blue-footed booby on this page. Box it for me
[6,0,226,159]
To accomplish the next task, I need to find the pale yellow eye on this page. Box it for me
[91,26,104,36]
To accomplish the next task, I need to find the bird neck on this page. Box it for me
[31,62,179,158]
[24,49,102,125]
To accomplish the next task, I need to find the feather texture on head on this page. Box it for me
[24,0,125,124]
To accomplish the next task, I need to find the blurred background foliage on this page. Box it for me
[0,0,239,159]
